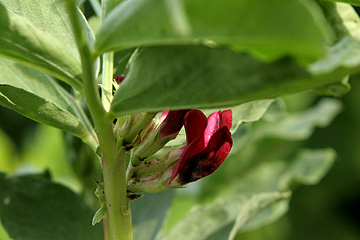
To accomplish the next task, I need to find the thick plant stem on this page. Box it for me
[104,217,111,240]
[66,1,133,239]
[103,149,133,240]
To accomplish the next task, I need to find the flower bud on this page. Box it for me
[130,147,185,179]
[131,110,188,166]
[117,112,157,147]
[127,167,174,193]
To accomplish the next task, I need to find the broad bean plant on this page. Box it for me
[0,0,359,239]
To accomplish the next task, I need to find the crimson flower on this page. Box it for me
[159,110,189,140]
[169,109,233,185]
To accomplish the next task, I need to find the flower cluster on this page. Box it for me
[115,75,233,195]
[123,109,233,194]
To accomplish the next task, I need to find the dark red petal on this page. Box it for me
[183,110,208,145]
[219,110,232,130]
[204,111,220,146]
[169,110,209,182]
[159,110,188,138]
[169,136,203,182]
[177,127,232,184]
[204,127,233,154]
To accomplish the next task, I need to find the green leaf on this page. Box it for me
[318,1,360,40]
[0,172,103,240]
[277,149,336,189]
[312,2,360,96]
[163,192,290,240]
[315,75,351,97]
[92,182,106,225]
[113,49,136,77]
[203,99,274,133]
[0,58,73,110]
[110,46,346,116]
[224,149,335,194]
[0,0,98,91]
[0,3,81,90]
[0,0,94,59]
[309,36,360,76]
[0,85,87,138]
[95,0,333,62]
[228,192,291,240]
[229,149,336,236]
[131,190,174,240]
[253,98,343,140]
[0,58,89,138]
[229,100,274,127]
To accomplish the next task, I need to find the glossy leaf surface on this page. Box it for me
[96,0,333,62]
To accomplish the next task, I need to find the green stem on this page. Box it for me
[104,217,111,240]
[103,149,133,240]
[66,1,133,239]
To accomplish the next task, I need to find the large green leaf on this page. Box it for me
[0,58,91,139]
[95,0,333,62]
[0,172,103,240]
[0,0,94,59]
[0,2,84,90]
[0,85,87,138]
[110,46,350,116]
[163,191,290,240]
